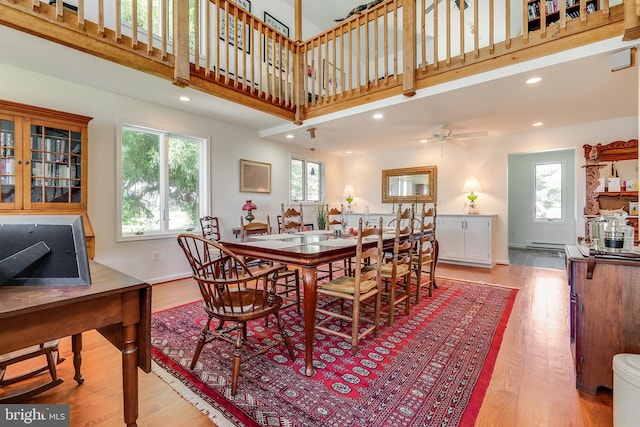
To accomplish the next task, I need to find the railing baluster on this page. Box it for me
[224,2,229,84]
[54,0,63,21]
[522,0,528,43]
[132,0,138,49]
[214,0,219,81]
[489,0,495,54]
[446,0,451,65]
[473,0,479,58]
[505,0,511,49]
[331,28,342,99]
[542,0,549,35]
[420,0,426,71]
[161,0,167,59]
[116,0,122,42]
[146,0,153,55]
[459,0,465,62]
[77,0,85,30]
[97,0,104,38]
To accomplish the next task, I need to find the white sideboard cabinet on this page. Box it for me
[436,214,495,268]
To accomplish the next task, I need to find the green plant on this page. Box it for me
[315,203,328,230]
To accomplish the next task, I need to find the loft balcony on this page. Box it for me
[0,0,629,124]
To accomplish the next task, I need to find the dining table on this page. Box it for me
[223,227,415,376]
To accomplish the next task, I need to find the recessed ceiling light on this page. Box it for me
[420,139,428,144]
[533,122,544,127]
[286,134,294,139]
[373,113,383,120]
[346,151,352,154]
[179,95,191,102]
[526,77,542,85]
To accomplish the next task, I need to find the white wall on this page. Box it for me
[341,116,638,264]
[0,62,342,283]
[1,56,637,280]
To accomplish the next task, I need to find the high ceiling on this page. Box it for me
[0,5,638,158]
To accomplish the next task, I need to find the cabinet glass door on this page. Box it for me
[1,119,17,205]
[30,125,82,204]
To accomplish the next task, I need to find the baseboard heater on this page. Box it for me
[526,241,565,250]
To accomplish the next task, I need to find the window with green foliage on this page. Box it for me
[290,157,322,202]
[535,162,563,221]
[118,123,209,239]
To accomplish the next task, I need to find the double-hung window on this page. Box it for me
[290,157,323,202]
[117,122,209,239]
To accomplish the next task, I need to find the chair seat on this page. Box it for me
[203,289,283,320]
[319,275,378,294]
[412,254,432,263]
[363,262,410,276]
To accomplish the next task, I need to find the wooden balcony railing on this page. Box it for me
[0,0,625,124]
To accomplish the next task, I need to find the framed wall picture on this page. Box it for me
[630,201,639,216]
[263,12,289,72]
[240,159,271,193]
[264,12,289,37]
[219,0,252,53]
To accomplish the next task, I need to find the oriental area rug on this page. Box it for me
[151,277,518,427]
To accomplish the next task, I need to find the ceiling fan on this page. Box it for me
[425,0,468,15]
[423,124,488,143]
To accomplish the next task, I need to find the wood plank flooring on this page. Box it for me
[9,263,612,426]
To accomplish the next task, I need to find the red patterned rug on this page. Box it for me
[151,277,517,427]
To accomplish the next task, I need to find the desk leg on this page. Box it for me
[122,324,139,427]
[302,266,317,377]
[71,334,84,385]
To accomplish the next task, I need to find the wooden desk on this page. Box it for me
[224,230,403,376]
[0,261,151,426]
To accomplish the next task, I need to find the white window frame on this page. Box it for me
[533,160,565,223]
[289,155,325,204]
[116,120,210,241]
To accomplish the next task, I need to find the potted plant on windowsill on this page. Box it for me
[316,202,328,230]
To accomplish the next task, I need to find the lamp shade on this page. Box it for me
[463,177,482,193]
[242,200,257,211]
[343,184,356,197]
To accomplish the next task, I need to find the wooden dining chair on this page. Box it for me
[318,204,348,280]
[366,206,412,326]
[240,216,301,314]
[0,340,65,403]
[176,234,296,396]
[316,218,384,354]
[281,203,304,233]
[199,215,221,241]
[411,203,437,302]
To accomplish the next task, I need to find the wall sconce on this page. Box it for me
[242,200,257,222]
[463,177,482,215]
[343,184,356,213]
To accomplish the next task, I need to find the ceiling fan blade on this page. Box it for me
[449,130,489,139]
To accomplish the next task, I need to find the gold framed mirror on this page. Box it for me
[382,166,437,203]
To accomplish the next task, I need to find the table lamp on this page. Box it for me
[343,184,356,213]
[242,200,257,222]
[463,177,481,215]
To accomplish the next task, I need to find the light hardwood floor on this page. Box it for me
[12,263,612,426]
